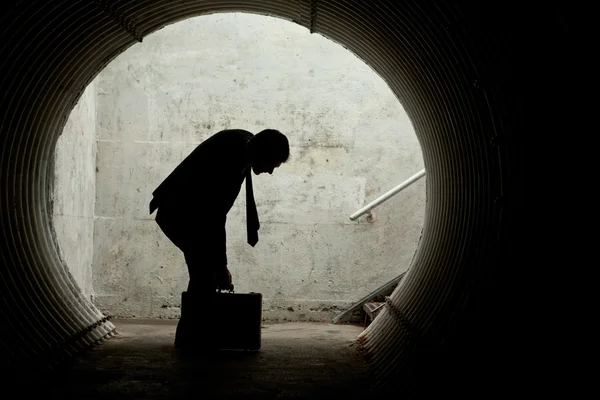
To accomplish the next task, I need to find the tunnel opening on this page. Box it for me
[1,1,575,398]
[52,12,425,325]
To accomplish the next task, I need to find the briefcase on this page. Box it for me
[212,291,262,351]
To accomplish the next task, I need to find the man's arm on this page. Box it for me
[209,217,233,292]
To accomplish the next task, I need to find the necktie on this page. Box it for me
[246,169,259,246]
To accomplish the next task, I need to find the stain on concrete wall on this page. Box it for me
[58,13,425,321]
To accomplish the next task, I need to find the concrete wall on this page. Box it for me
[51,82,97,298]
[89,13,425,321]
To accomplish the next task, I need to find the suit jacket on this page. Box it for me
[149,129,253,229]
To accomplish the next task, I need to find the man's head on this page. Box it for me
[248,129,290,175]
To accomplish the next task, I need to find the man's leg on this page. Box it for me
[174,250,218,349]
[185,250,218,298]
[175,221,227,349]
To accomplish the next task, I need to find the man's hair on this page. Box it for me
[251,129,290,163]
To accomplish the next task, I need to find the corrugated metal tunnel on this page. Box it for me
[0,0,573,397]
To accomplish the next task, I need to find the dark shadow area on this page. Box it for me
[6,319,375,399]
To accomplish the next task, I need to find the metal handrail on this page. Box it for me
[349,169,426,221]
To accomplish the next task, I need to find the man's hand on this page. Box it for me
[216,266,234,292]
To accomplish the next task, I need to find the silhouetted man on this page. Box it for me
[149,128,289,347]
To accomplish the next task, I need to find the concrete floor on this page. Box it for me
[23,319,378,399]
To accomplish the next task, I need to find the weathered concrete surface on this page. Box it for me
[53,13,425,320]
[32,319,375,399]
[51,82,97,298]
